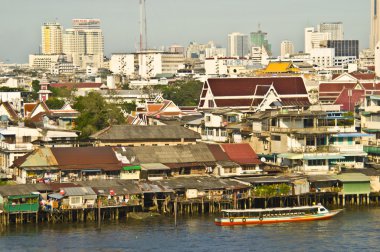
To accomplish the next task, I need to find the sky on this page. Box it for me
[0,0,371,63]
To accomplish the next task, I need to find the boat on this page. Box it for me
[214,204,343,226]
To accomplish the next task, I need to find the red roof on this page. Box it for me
[207,144,230,161]
[207,77,308,96]
[220,144,261,165]
[334,89,365,111]
[50,82,103,90]
[51,147,121,171]
[319,83,356,93]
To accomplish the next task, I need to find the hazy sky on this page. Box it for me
[0,0,371,63]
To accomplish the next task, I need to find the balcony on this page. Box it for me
[362,121,380,130]
[270,126,355,134]
[0,142,34,152]
[331,144,364,154]
[290,145,339,153]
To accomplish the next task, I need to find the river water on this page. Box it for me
[0,208,379,252]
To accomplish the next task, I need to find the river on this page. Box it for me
[0,208,379,252]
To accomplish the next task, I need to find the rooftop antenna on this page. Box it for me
[258,22,261,31]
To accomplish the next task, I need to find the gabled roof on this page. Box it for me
[334,88,365,111]
[220,143,261,165]
[23,103,38,117]
[262,62,300,73]
[0,101,18,121]
[90,125,201,141]
[207,77,307,97]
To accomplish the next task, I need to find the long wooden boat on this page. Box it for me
[215,205,343,226]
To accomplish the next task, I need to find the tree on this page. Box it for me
[30,80,40,100]
[45,97,65,109]
[154,80,203,106]
[73,92,125,139]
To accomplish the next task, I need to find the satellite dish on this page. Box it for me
[260,157,266,162]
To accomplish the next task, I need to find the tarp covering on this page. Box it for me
[332,133,374,138]
[122,165,141,171]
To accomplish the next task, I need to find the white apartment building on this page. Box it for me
[280,40,295,58]
[359,49,375,69]
[110,54,135,76]
[41,22,63,55]
[29,54,61,70]
[63,19,104,69]
[310,48,335,68]
[109,51,184,79]
[186,41,225,60]
[204,57,259,76]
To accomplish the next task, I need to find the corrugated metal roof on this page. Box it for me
[220,144,261,165]
[61,186,96,196]
[334,173,370,182]
[141,163,170,170]
[21,148,58,167]
[90,125,201,141]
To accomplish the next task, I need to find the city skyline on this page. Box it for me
[0,0,370,63]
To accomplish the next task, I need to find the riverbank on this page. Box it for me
[1,208,380,252]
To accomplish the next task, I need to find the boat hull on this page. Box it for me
[215,209,343,226]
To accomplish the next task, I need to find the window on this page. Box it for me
[307,160,326,166]
[22,136,31,143]
[306,136,315,146]
[205,116,211,122]
[271,135,281,141]
[70,196,81,205]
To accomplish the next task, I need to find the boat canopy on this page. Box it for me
[221,205,323,213]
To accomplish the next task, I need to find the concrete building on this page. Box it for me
[280,40,294,58]
[186,41,225,60]
[109,53,135,76]
[318,22,344,40]
[250,29,271,55]
[324,40,359,58]
[375,41,380,77]
[63,19,104,69]
[310,48,335,68]
[359,49,375,69]
[41,22,63,55]
[29,54,61,70]
[371,0,380,50]
[304,27,331,54]
[227,32,250,57]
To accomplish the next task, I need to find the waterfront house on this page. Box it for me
[207,144,240,177]
[90,125,201,147]
[250,108,366,174]
[76,180,143,207]
[220,143,262,175]
[13,146,122,183]
[59,186,97,209]
[341,168,380,193]
[307,175,340,193]
[334,173,371,202]
[115,143,216,179]
[0,184,50,213]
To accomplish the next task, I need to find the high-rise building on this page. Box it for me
[63,19,104,69]
[250,29,271,55]
[325,40,359,58]
[318,22,344,40]
[41,22,63,55]
[280,40,294,58]
[304,27,331,54]
[227,32,250,57]
[371,0,380,50]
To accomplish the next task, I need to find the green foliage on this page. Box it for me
[49,86,72,98]
[155,80,203,106]
[337,112,354,126]
[120,101,137,114]
[45,97,65,109]
[253,183,292,198]
[73,92,125,139]
[30,80,40,100]
[0,87,26,92]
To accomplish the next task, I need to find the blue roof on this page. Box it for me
[333,133,375,138]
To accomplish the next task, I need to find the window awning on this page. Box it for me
[363,128,380,133]
[122,165,141,171]
[332,133,374,138]
[81,169,102,173]
[141,163,170,171]
[303,155,345,160]
[277,153,303,160]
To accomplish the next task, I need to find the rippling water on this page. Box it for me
[1,208,380,252]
